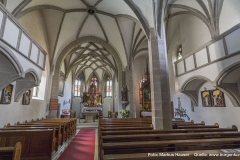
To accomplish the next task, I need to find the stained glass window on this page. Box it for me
[74,76,81,97]
[177,45,182,60]
[106,78,112,97]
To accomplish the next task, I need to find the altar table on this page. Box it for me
[82,111,99,123]
[141,111,152,117]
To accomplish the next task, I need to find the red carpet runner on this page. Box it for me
[58,129,96,160]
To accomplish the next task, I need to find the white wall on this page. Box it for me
[103,97,113,118]
[179,15,211,57]
[0,81,46,127]
[58,71,72,116]
[173,82,240,130]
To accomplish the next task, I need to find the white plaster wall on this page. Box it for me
[220,0,240,34]
[5,0,23,13]
[174,82,240,130]
[19,33,30,57]
[209,40,225,61]
[225,29,240,54]
[0,11,4,29]
[180,15,211,56]
[8,47,42,78]
[177,61,184,75]
[103,97,113,118]
[0,81,46,127]
[195,49,208,67]
[3,18,19,48]
[58,71,72,116]
[38,52,45,68]
[178,54,240,89]
[30,43,39,63]
[185,55,194,71]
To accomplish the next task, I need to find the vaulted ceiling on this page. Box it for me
[9,0,149,81]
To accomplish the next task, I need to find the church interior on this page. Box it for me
[1,0,240,159]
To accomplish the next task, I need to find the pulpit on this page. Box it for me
[82,111,98,123]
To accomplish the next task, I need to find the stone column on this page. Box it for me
[148,28,172,129]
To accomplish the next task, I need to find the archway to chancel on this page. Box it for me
[50,36,123,117]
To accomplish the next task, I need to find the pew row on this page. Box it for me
[101,138,240,159]
[103,149,239,160]
[0,130,53,160]
[0,142,21,160]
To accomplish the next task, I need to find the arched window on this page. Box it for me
[106,77,112,97]
[177,45,182,60]
[74,76,81,97]
[32,87,38,97]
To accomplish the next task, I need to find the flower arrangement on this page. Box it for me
[83,102,88,106]
[96,102,102,106]
[144,104,149,110]
[120,109,129,118]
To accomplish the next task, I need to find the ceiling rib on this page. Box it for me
[94,14,109,42]
[76,14,89,39]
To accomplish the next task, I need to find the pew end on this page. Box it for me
[214,123,219,127]
[0,142,22,160]
[232,125,238,131]
[190,120,194,123]
[13,142,22,160]
[24,120,27,123]
[201,121,205,125]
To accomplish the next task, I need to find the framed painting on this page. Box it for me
[58,71,65,97]
[211,89,225,107]
[0,84,13,104]
[22,90,31,105]
[143,85,150,101]
[201,90,212,107]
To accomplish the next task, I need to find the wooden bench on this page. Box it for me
[0,142,21,160]
[2,126,59,152]
[0,130,53,160]
[174,123,219,129]
[103,149,236,160]
[101,138,240,159]
[100,125,238,136]
[8,123,63,146]
[100,126,153,131]
[101,131,240,143]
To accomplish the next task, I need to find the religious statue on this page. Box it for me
[121,86,128,101]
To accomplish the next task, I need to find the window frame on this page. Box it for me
[74,77,81,97]
[106,79,112,97]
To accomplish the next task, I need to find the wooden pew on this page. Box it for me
[2,126,59,152]
[101,138,240,158]
[8,123,63,147]
[101,132,240,142]
[100,125,153,131]
[100,125,238,136]
[103,149,237,160]
[0,130,53,160]
[174,123,219,129]
[99,131,240,156]
[0,142,21,160]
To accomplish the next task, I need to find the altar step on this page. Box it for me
[77,122,98,129]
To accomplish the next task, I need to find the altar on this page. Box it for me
[82,111,98,123]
